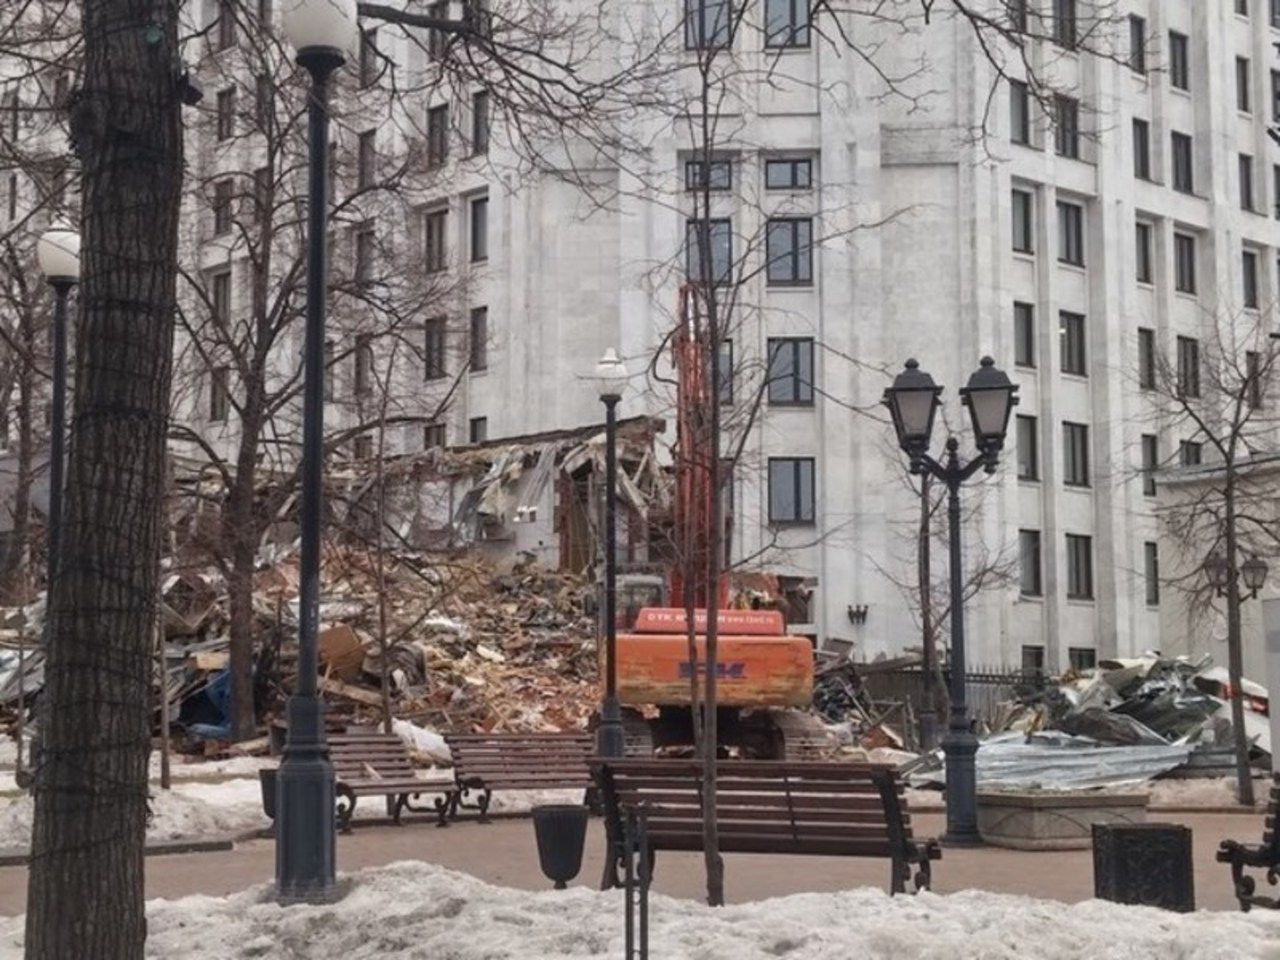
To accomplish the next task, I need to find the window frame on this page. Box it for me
[1135,221,1153,284]
[767,456,816,525]
[1169,31,1189,91]
[1011,188,1034,254]
[1138,327,1156,390]
[1243,248,1260,309]
[765,217,814,287]
[685,217,733,285]
[1128,15,1146,74]
[1057,200,1084,266]
[685,0,733,50]
[1174,233,1197,295]
[685,158,733,192]
[469,195,489,263]
[424,207,448,274]
[1171,131,1194,194]
[764,158,812,191]
[1019,529,1043,597]
[1144,542,1160,606]
[424,316,447,381]
[469,306,488,372]
[469,416,488,444]
[766,337,815,406]
[209,365,231,422]
[1054,94,1080,159]
[1177,335,1201,398]
[764,0,810,48]
[1065,533,1094,600]
[1238,56,1253,113]
[426,104,449,168]
[1062,420,1090,488]
[1059,310,1087,376]
[212,177,233,236]
[1132,118,1151,180]
[1016,414,1039,481]
[471,90,490,155]
[1141,433,1158,497]
[1010,79,1030,145]
[1014,301,1035,368]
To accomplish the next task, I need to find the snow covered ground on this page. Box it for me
[904,777,1272,811]
[0,860,1275,959]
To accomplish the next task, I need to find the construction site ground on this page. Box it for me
[0,808,1257,915]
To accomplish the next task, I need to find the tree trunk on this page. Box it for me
[1224,484,1256,807]
[24,1,184,955]
[224,401,265,741]
[702,286,724,908]
[1,311,35,602]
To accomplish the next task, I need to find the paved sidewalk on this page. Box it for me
[0,810,1257,915]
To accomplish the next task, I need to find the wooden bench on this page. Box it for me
[593,758,941,895]
[1217,773,1280,911]
[329,730,447,832]
[440,732,594,826]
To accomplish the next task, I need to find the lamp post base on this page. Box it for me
[596,695,625,758]
[275,695,338,904]
[941,725,982,848]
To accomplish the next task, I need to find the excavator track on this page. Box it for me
[771,709,836,760]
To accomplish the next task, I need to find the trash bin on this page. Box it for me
[1093,822,1194,912]
[532,804,589,890]
[259,767,278,820]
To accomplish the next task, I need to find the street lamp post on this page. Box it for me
[277,0,358,904]
[883,357,1018,846]
[595,348,628,758]
[35,227,80,584]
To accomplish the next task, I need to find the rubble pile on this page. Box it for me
[0,544,603,756]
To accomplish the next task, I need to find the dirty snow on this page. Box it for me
[1142,777,1269,808]
[2,860,1277,959]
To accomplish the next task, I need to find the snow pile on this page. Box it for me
[0,779,271,852]
[2,861,1277,959]
[151,755,274,782]
[1144,777,1268,809]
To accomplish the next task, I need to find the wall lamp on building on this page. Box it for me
[883,356,1018,848]
[1205,551,1269,600]
[275,0,359,907]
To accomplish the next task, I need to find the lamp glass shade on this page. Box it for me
[595,348,627,400]
[1242,555,1269,592]
[882,359,941,451]
[1204,552,1229,590]
[281,0,358,53]
[961,356,1018,447]
[36,228,80,281]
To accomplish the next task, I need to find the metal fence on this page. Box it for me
[857,664,1039,730]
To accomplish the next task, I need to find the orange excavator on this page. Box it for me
[607,287,828,759]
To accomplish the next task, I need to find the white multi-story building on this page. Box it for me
[163,0,1280,671]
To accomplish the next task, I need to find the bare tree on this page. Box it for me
[1145,307,1280,807]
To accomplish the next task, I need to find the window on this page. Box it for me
[357,130,376,189]
[767,338,814,405]
[717,340,733,405]
[216,87,235,141]
[1021,644,1046,677]
[1238,57,1252,113]
[1239,0,1250,16]
[1171,132,1193,193]
[1248,350,1264,409]
[1068,647,1097,672]
[1057,201,1083,265]
[1240,154,1255,211]
[469,417,488,443]
[1011,189,1034,253]
[765,158,812,190]
[423,317,447,380]
[1066,534,1093,600]
[1019,530,1042,597]
[1053,0,1076,48]
[359,29,378,87]
[1132,119,1150,179]
[1272,70,1280,123]
[1128,16,1146,73]
[685,0,732,49]
[1016,415,1039,480]
[765,0,809,47]
[469,306,488,371]
[686,218,732,284]
[354,222,374,287]
[1054,95,1079,159]
[209,366,230,422]
[1010,80,1030,145]
[211,269,231,322]
[686,158,732,191]
[424,208,447,273]
[257,0,273,25]
[1135,222,1152,283]
[427,1,448,58]
[1174,233,1196,294]
[1179,440,1202,467]
[766,218,813,285]
[1168,32,1189,91]
[1145,542,1160,606]
[1273,0,1280,28]
[1138,328,1156,390]
[470,195,488,262]
[1060,311,1086,375]
[424,423,447,449]
[217,0,236,50]
[471,91,489,155]
[1014,302,1035,367]
[1243,249,1260,309]
[1141,433,1158,496]
[1063,421,1090,487]
[213,178,233,236]
[254,74,271,130]
[354,334,374,396]
[250,167,269,225]
[427,104,448,167]
[1177,336,1200,398]
[768,457,815,524]
[1009,0,1028,32]
[350,433,371,459]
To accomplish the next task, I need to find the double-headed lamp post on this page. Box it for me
[1206,551,1270,600]
[595,348,628,758]
[35,227,80,585]
[883,356,1019,846]
[277,0,358,904]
